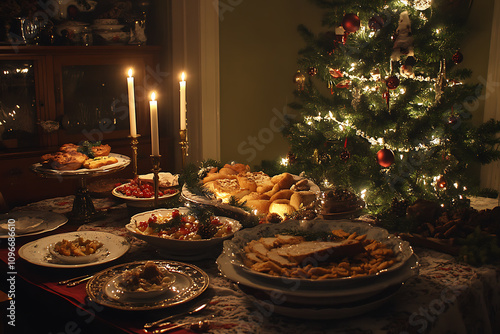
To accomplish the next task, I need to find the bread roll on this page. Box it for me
[269,189,294,202]
[290,191,317,210]
[246,199,271,215]
[264,183,280,198]
[271,172,295,190]
[269,199,295,219]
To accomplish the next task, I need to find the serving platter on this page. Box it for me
[0,210,68,238]
[87,260,209,311]
[31,153,130,177]
[223,219,414,289]
[217,252,418,306]
[181,174,320,218]
[18,231,130,268]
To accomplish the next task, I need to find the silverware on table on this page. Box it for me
[144,302,208,329]
[150,320,210,334]
[57,274,93,286]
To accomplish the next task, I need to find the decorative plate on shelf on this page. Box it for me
[86,260,209,311]
[18,231,130,268]
[0,210,68,238]
[31,153,130,177]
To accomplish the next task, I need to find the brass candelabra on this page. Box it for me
[150,155,161,208]
[179,129,189,168]
[129,134,140,179]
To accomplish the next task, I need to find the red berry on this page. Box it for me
[171,210,180,219]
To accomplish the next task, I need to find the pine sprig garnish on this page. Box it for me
[277,229,340,242]
[150,214,183,233]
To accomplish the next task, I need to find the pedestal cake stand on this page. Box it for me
[31,153,131,224]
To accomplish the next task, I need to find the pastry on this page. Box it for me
[83,156,118,169]
[42,151,87,170]
[91,144,111,157]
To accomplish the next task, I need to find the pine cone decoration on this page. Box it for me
[391,198,409,217]
[198,223,218,239]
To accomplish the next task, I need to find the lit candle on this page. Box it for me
[180,72,187,130]
[127,69,137,137]
[149,92,159,156]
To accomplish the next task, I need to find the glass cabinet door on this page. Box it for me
[59,64,129,138]
[0,60,39,150]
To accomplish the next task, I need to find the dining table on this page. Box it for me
[1,194,499,334]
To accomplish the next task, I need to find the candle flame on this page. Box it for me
[181,72,186,81]
[151,92,156,101]
[128,68,133,77]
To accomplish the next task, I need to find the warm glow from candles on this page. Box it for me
[149,92,159,156]
[181,72,185,81]
[127,68,137,137]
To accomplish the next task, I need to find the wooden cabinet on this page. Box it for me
[0,46,172,209]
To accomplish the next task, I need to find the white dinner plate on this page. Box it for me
[217,252,419,306]
[0,211,68,238]
[18,231,130,268]
[87,260,209,311]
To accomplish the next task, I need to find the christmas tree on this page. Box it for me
[281,0,500,214]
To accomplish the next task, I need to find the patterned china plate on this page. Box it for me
[86,260,209,311]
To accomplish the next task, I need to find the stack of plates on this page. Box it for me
[217,220,419,319]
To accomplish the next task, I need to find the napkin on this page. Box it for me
[0,216,45,235]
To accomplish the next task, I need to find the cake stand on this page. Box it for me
[31,153,131,224]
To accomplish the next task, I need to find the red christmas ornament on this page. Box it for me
[452,50,463,64]
[308,67,318,76]
[342,13,361,33]
[437,176,447,189]
[368,15,384,31]
[377,148,395,167]
[329,68,343,78]
[386,76,400,90]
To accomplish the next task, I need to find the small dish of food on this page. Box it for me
[104,261,176,301]
[49,237,104,264]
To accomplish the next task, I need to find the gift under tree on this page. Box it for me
[282,0,500,214]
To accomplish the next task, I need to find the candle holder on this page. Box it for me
[150,154,162,208]
[129,134,141,179]
[179,129,189,168]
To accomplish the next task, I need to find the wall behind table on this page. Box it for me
[219,0,324,167]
